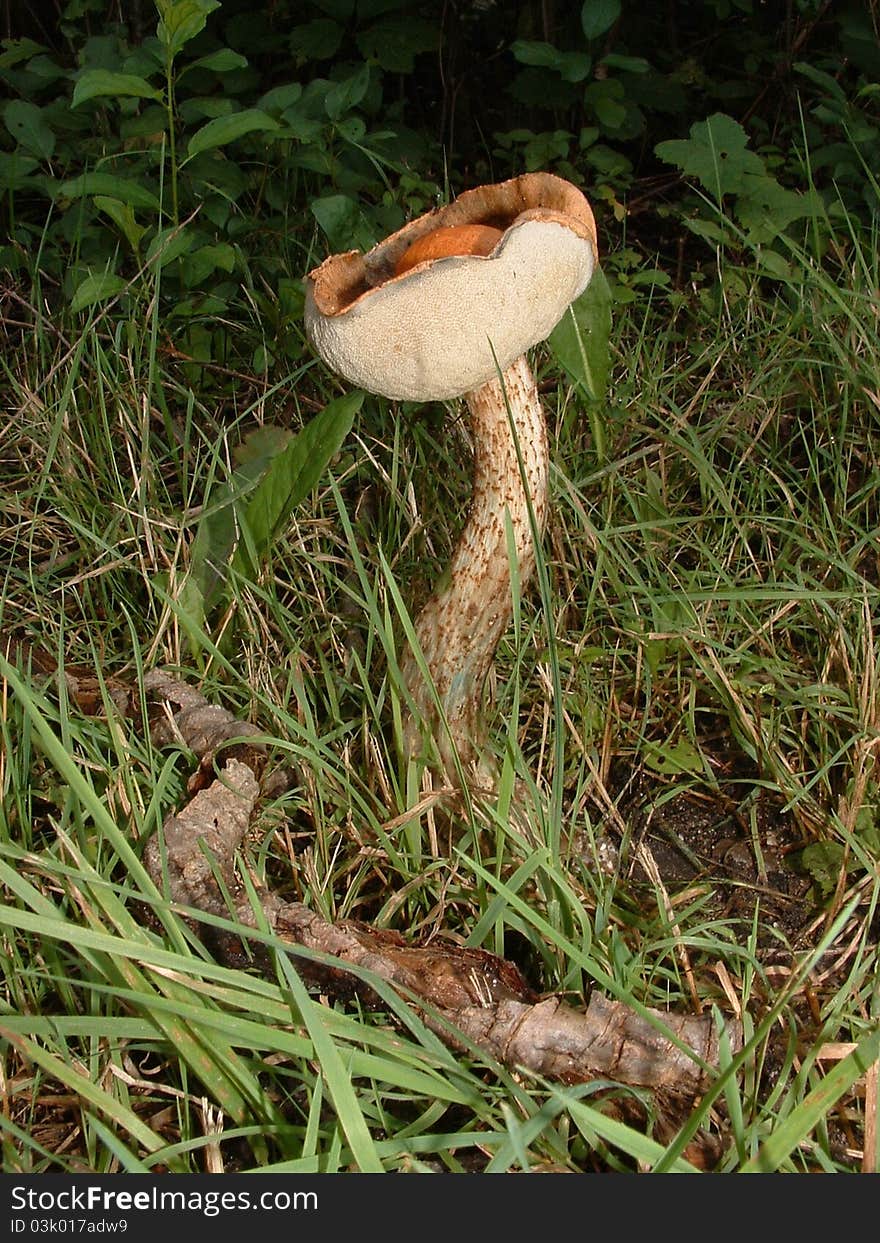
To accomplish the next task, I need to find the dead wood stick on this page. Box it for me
[142,671,742,1098]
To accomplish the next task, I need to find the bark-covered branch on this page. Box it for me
[142,671,741,1101]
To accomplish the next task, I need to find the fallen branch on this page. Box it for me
[142,671,742,1103]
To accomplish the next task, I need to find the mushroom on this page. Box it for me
[305,172,598,778]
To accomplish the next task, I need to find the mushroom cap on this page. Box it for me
[305,172,598,402]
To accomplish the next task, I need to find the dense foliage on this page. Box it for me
[2,1,878,342]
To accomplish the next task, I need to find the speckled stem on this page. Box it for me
[401,354,549,774]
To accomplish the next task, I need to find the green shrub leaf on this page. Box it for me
[736,174,821,244]
[311,193,376,252]
[145,225,195,269]
[3,100,55,159]
[355,18,440,74]
[186,108,279,158]
[290,18,344,63]
[189,427,292,610]
[70,272,128,313]
[257,82,304,115]
[184,48,249,74]
[324,63,370,120]
[58,172,160,210]
[232,391,363,580]
[0,38,47,69]
[182,242,237,287]
[157,0,221,60]
[92,196,146,254]
[547,266,612,403]
[655,112,765,202]
[643,736,705,778]
[72,69,163,108]
[581,0,621,40]
[0,151,39,189]
[510,41,591,83]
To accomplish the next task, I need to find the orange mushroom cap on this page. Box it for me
[305,172,598,402]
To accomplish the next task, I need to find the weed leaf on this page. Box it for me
[189,426,294,611]
[184,48,249,75]
[547,266,612,403]
[186,108,279,158]
[157,0,221,60]
[510,41,592,83]
[70,272,127,312]
[3,99,54,159]
[233,390,363,578]
[655,113,765,202]
[59,172,160,210]
[581,0,621,41]
[72,70,163,108]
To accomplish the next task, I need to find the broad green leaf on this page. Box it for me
[181,242,236,287]
[355,17,440,74]
[72,68,163,108]
[179,95,237,123]
[311,192,377,253]
[163,573,208,657]
[798,841,844,899]
[655,112,765,203]
[754,250,792,280]
[146,225,195,269]
[643,736,705,778]
[70,272,127,313]
[257,82,304,115]
[168,294,227,319]
[59,172,160,210]
[3,100,54,159]
[232,391,363,580]
[581,0,621,40]
[585,78,628,129]
[510,41,591,83]
[156,0,220,59]
[122,44,165,79]
[0,38,46,69]
[0,151,39,189]
[600,54,651,73]
[325,63,370,120]
[119,103,169,140]
[520,129,571,171]
[186,108,279,158]
[547,266,612,403]
[184,48,249,74]
[335,115,366,143]
[290,18,344,62]
[736,173,821,244]
[683,216,728,245]
[794,60,847,103]
[189,425,300,609]
[93,195,146,254]
[26,52,67,84]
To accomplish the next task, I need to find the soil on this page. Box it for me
[625,790,816,950]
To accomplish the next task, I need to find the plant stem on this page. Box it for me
[164,62,179,225]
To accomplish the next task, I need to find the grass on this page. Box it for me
[1,193,879,1174]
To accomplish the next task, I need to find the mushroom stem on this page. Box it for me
[400,354,548,774]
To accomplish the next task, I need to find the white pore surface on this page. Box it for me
[304,218,597,402]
